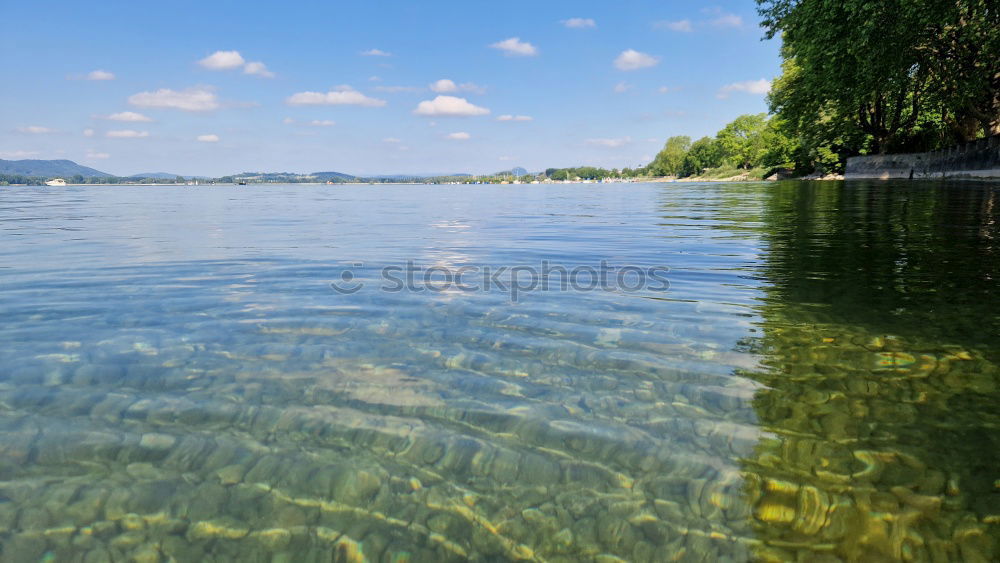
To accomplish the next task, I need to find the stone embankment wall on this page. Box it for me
[845,134,1000,179]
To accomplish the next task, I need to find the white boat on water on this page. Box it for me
[45,178,67,186]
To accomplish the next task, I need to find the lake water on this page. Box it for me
[0,181,997,562]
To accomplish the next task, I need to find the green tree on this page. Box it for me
[716,114,768,169]
[758,116,800,169]
[648,136,691,176]
[768,55,871,170]
[679,137,724,177]
[758,0,1000,151]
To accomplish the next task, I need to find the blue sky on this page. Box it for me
[0,0,780,176]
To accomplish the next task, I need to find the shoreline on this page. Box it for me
[5,179,829,187]
[12,175,1000,188]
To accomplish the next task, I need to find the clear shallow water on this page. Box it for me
[0,181,997,562]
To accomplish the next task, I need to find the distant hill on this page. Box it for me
[493,167,529,177]
[131,172,183,179]
[0,159,113,178]
[311,171,357,181]
[364,174,425,181]
[365,173,472,180]
[230,171,357,183]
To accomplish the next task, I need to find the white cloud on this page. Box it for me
[709,11,743,28]
[198,50,245,70]
[658,86,677,94]
[286,86,386,107]
[282,117,295,125]
[105,111,153,122]
[360,48,392,57]
[198,50,273,77]
[430,79,458,93]
[429,79,485,94]
[654,20,693,32]
[86,152,110,159]
[499,156,513,161]
[414,95,490,117]
[17,126,52,134]
[496,115,533,122]
[459,82,487,94]
[86,70,115,81]
[197,134,220,142]
[446,132,471,140]
[369,76,381,82]
[107,130,149,138]
[83,128,95,137]
[586,137,632,148]
[382,137,401,143]
[308,120,335,127]
[562,18,596,29]
[614,82,632,93]
[717,78,771,98]
[490,37,538,57]
[128,88,220,111]
[243,61,275,78]
[374,85,423,93]
[0,150,40,158]
[615,49,659,71]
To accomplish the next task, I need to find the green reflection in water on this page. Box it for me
[740,182,1000,562]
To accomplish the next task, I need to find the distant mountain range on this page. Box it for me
[129,172,209,180]
[0,159,113,178]
[1,159,509,183]
[365,173,473,180]
[310,171,357,181]
[232,171,475,181]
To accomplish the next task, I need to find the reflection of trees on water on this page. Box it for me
[759,183,999,353]
[741,182,1000,561]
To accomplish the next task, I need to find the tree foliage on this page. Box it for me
[543,166,626,180]
[648,136,691,176]
[716,114,769,169]
[679,137,725,177]
[758,0,1000,153]
[643,114,807,177]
